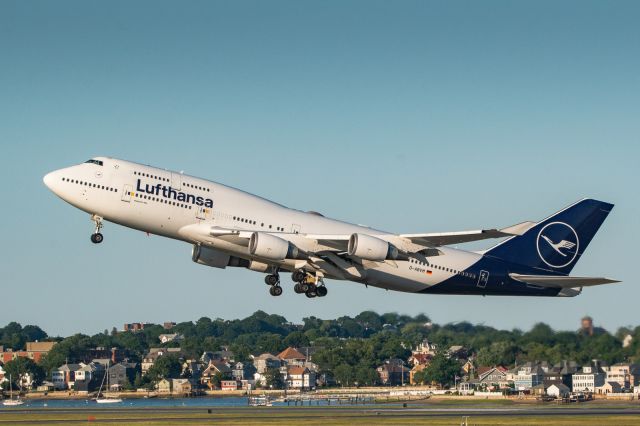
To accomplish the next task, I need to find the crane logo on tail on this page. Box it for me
[536,222,580,269]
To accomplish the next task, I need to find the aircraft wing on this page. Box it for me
[509,273,620,288]
[399,221,537,247]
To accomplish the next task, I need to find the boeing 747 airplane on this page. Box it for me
[44,157,618,298]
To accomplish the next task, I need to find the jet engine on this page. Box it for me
[249,232,302,261]
[348,233,399,261]
[192,245,250,269]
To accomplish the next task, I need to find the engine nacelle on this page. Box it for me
[249,232,301,261]
[192,245,250,269]
[348,233,398,261]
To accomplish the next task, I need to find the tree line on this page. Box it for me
[1,312,638,389]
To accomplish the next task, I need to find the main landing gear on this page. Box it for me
[90,215,104,244]
[264,268,328,298]
[265,268,283,297]
[292,270,327,298]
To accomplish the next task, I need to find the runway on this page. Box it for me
[2,405,640,424]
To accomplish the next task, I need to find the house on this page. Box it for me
[157,378,172,393]
[107,362,138,390]
[163,322,176,330]
[0,363,7,384]
[75,362,105,383]
[512,363,544,391]
[221,380,239,391]
[602,363,640,389]
[74,362,106,392]
[598,381,624,394]
[51,363,82,390]
[413,339,437,356]
[252,353,282,373]
[123,322,152,332]
[201,360,232,389]
[182,359,202,382]
[461,359,475,378]
[410,364,427,385]
[141,347,182,375]
[285,366,316,390]
[547,383,570,398]
[201,349,235,364]
[543,361,577,390]
[277,347,307,366]
[158,334,183,344]
[37,381,55,392]
[0,341,57,363]
[232,361,256,381]
[172,378,192,395]
[572,362,606,392]
[477,366,509,390]
[376,359,409,386]
[408,353,432,367]
[458,380,478,394]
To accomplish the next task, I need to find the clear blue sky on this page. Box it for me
[1,0,638,336]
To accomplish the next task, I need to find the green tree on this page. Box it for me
[420,352,460,387]
[146,355,182,382]
[354,366,378,386]
[333,364,355,387]
[3,357,45,389]
[264,367,284,389]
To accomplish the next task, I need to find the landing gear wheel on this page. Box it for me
[291,270,306,282]
[300,283,310,293]
[294,283,304,294]
[269,286,283,296]
[265,274,279,286]
[90,214,104,244]
[316,286,328,297]
[305,289,317,298]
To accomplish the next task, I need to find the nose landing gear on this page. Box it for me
[90,215,104,244]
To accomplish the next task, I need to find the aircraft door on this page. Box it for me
[477,270,489,289]
[195,206,211,220]
[171,172,182,191]
[121,184,132,202]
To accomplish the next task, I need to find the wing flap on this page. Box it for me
[509,273,620,288]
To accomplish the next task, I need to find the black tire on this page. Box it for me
[316,286,328,297]
[269,286,283,296]
[294,284,303,294]
[91,233,103,244]
[300,283,310,293]
[291,270,306,282]
[305,290,317,298]
[265,275,279,286]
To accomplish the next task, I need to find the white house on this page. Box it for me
[0,364,7,385]
[285,366,316,390]
[158,334,183,344]
[572,363,606,392]
[546,383,570,398]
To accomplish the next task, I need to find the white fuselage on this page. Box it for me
[44,157,484,293]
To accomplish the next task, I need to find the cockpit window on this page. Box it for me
[85,159,104,166]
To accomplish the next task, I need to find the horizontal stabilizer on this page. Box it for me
[509,273,620,288]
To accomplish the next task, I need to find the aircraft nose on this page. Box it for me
[43,171,54,189]
[43,170,61,193]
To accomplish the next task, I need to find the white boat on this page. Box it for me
[248,395,273,406]
[95,361,122,404]
[2,375,24,406]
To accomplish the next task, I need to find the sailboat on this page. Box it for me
[95,361,122,404]
[2,375,24,406]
